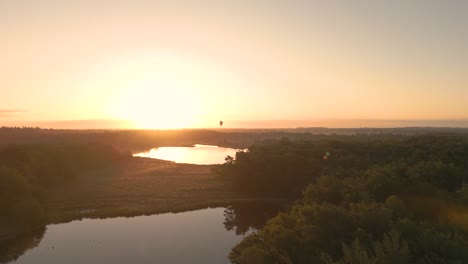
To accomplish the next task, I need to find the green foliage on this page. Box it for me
[322,230,410,264]
[228,135,468,264]
[218,135,468,198]
[0,167,30,199]
[0,143,129,238]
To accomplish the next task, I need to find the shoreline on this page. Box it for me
[1,157,289,242]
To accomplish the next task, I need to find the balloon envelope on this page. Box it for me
[219,121,223,126]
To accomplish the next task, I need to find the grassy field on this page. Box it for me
[46,157,254,222]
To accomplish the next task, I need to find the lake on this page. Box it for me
[6,208,245,264]
[133,144,243,165]
[3,203,282,264]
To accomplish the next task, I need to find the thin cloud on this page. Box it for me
[0,109,28,118]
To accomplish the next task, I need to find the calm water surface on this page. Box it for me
[133,144,243,165]
[8,208,249,264]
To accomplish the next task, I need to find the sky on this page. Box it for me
[1,0,468,129]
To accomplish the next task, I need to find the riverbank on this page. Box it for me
[45,157,288,223]
[0,155,288,245]
[0,155,288,264]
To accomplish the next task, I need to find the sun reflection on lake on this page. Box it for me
[133,144,243,165]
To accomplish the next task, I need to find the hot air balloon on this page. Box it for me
[219,121,223,127]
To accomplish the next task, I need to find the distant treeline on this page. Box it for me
[0,127,258,151]
[2,127,468,153]
[217,135,468,263]
[0,143,129,239]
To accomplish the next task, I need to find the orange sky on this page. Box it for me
[1,1,467,129]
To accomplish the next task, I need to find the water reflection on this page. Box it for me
[223,201,284,235]
[0,229,45,263]
[133,144,243,165]
[2,203,285,264]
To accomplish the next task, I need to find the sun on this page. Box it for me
[100,52,232,129]
[110,78,202,129]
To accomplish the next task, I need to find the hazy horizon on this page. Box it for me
[2,118,468,130]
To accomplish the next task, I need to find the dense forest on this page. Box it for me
[217,135,468,263]
[0,143,129,240]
